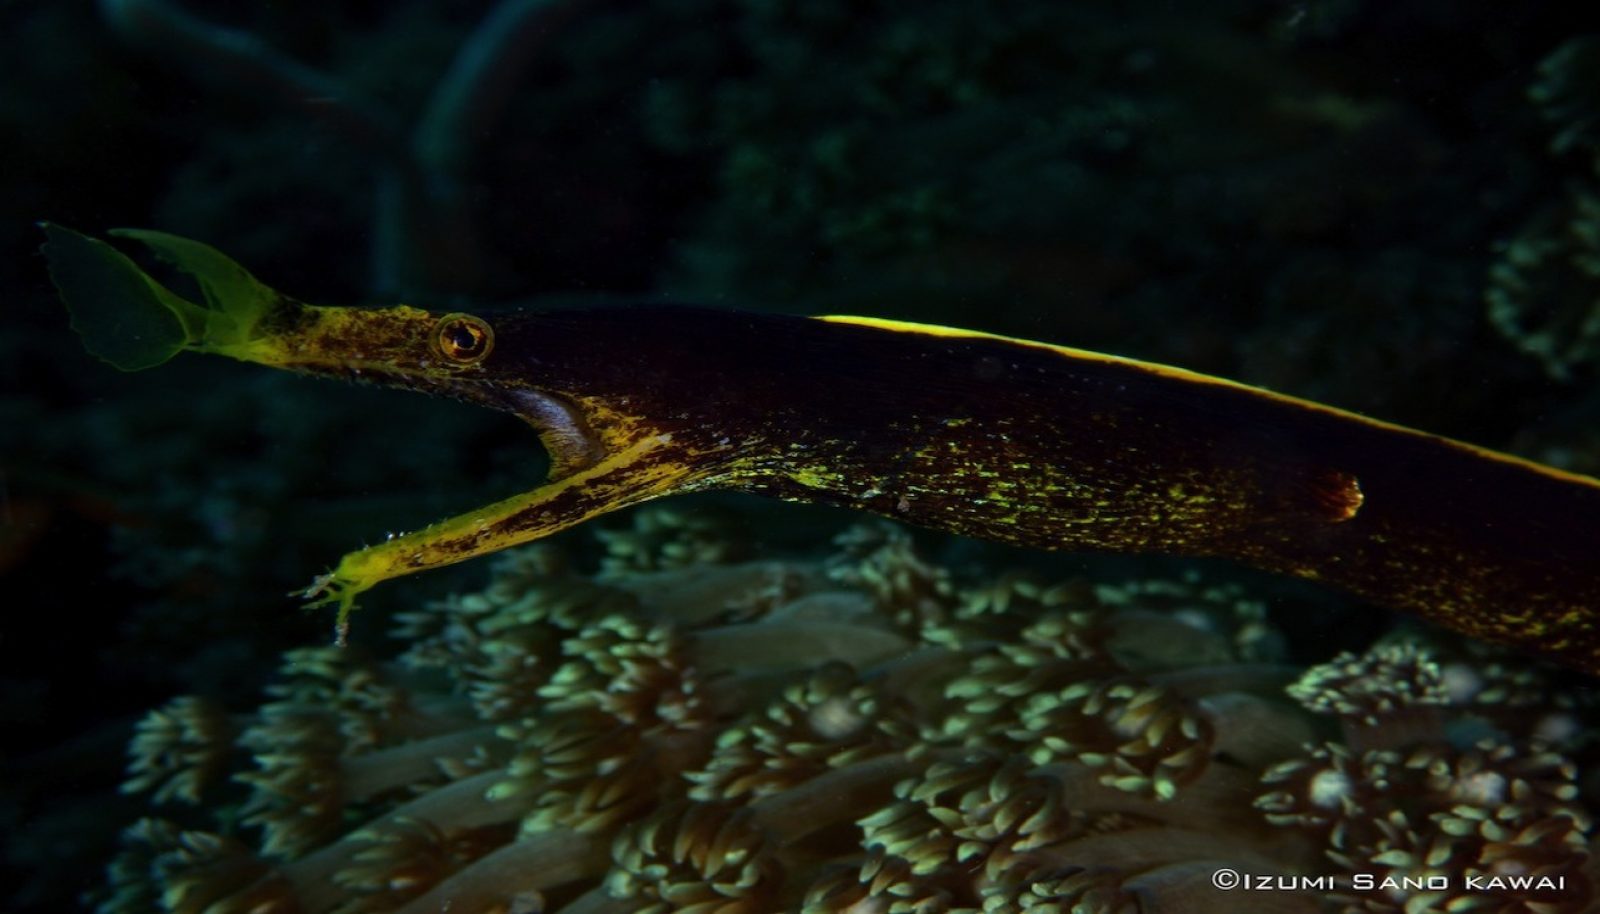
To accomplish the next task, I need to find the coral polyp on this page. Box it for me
[100,510,1596,913]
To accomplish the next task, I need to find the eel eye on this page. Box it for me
[434,313,494,365]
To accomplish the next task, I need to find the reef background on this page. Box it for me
[4,1,1600,910]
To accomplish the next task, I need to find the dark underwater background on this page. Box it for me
[6,1,1600,911]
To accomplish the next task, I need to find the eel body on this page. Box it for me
[42,226,1600,670]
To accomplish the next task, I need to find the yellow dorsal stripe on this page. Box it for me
[816,314,1600,492]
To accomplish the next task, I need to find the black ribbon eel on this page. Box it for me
[41,224,1600,668]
